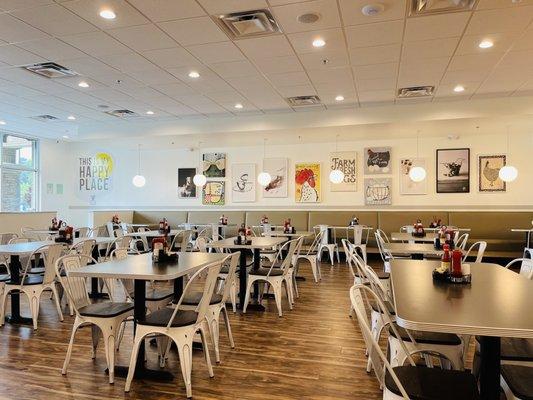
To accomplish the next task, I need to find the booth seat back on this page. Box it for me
[188,211,245,237]
[308,211,379,244]
[378,212,449,238]
[132,211,187,227]
[245,211,308,231]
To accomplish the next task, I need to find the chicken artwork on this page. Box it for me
[295,163,321,203]
[482,160,500,187]
[478,155,506,192]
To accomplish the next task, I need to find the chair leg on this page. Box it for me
[173,332,194,398]
[221,306,235,349]
[328,247,334,266]
[242,278,255,314]
[230,281,237,313]
[309,258,319,282]
[272,280,283,317]
[62,317,81,375]
[199,323,214,377]
[103,327,116,384]
[50,284,64,322]
[285,278,294,309]
[207,311,220,363]
[124,331,145,392]
[116,321,126,351]
[25,288,42,330]
[0,288,9,327]
[91,325,100,359]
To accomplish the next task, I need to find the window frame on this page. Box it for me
[0,131,40,212]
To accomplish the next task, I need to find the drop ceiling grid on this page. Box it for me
[0,0,530,133]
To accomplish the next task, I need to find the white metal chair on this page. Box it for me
[56,254,133,384]
[505,258,533,280]
[294,229,325,282]
[501,365,533,400]
[455,233,469,251]
[463,241,487,263]
[124,259,224,398]
[349,284,479,400]
[216,246,238,313]
[171,230,193,252]
[74,227,90,238]
[375,230,408,273]
[316,225,340,265]
[243,238,299,317]
[0,244,65,329]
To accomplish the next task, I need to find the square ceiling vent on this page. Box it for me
[409,0,478,16]
[397,86,435,98]
[24,62,79,78]
[214,9,281,39]
[31,114,60,122]
[286,95,322,107]
[105,109,139,118]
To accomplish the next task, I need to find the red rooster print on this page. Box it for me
[296,168,318,202]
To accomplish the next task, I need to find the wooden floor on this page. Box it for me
[0,260,383,400]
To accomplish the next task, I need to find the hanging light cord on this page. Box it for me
[416,131,420,158]
[137,144,141,175]
[263,138,267,158]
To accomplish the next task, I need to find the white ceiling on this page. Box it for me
[0,0,532,140]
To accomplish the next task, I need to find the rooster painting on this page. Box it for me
[295,164,320,202]
[479,155,506,192]
[482,160,500,187]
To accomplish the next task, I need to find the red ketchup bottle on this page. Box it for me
[452,249,463,278]
[441,244,451,273]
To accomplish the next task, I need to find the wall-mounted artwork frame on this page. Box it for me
[330,151,357,191]
[364,147,391,174]
[231,163,256,202]
[478,154,506,192]
[202,153,226,178]
[295,163,321,203]
[262,157,288,198]
[400,158,427,195]
[202,181,225,205]
[436,148,470,193]
[178,168,197,198]
[364,178,392,205]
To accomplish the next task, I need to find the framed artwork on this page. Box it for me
[364,147,391,174]
[330,151,357,191]
[400,158,427,195]
[202,181,225,205]
[178,168,197,198]
[478,154,506,192]
[231,163,256,202]
[202,153,226,178]
[295,163,321,203]
[364,178,392,205]
[262,157,288,198]
[436,148,470,193]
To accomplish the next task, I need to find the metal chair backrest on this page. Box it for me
[463,241,487,263]
[375,229,390,243]
[0,233,17,245]
[114,228,124,238]
[316,225,330,245]
[19,244,50,286]
[220,252,239,303]
[9,237,29,244]
[196,236,209,252]
[75,227,90,238]
[95,225,108,237]
[169,257,226,329]
[71,239,96,264]
[505,257,533,280]
[106,222,115,237]
[42,243,66,284]
[341,239,356,279]
[350,225,364,245]
[305,229,325,256]
[374,230,390,263]
[456,233,469,250]
[171,230,193,252]
[265,238,300,277]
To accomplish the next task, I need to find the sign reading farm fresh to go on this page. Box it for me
[77,152,114,201]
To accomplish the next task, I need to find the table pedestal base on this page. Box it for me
[110,366,174,381]
[479,336,501,400]
[5,315,33,325]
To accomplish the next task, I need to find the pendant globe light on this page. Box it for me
[499,126,518,183]
[132,144,146,187]
[193,141,207,187]
[409,131,427,182]
[329,134,345,184]
[257,138,272,186]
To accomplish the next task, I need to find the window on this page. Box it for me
[0,134,39,211]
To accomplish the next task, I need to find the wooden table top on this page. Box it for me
[207,236,287,250]
[69,252,228,281]
[390,232,438,243]
[383,242,443,256]
[390,259,533,338]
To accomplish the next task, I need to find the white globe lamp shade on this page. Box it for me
[193,173,207,187]
[132,175,146,188]
[408,166,427,182]
[329,169,345,184]
[498,165,518,182]
[257,172,272,186]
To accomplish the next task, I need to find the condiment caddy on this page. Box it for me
[219,214,228,225]
[260,215,269,225]
[432,244,471,284]
[283,218,295,234]
[235,223,252,245]
[158,218,170,235]
[348,216,359,226]
[152,237,178,263]
[412,219,426,237]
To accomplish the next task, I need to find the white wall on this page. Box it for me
[46,130,533,227]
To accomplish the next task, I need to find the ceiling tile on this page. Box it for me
[127,67,180,85]
[126,0,205,22]
[98,52,156,73]
[441,68,490,85]
[498,49,533,69]
[448,52,503,71]
[345,20,404,48]
[59,56,119,77]
[0,44,45,66]
[107,24,176,51]
[253,55,304,74]
[116,85,166,100]
[267,71,311,87]
[466,6,533,35]
[188,42,245,63]
[397,70,443,88]
[272,0,341,33]
[57,76,107,91]
[358,89,395,102]
[0,0,53,11]
[196,0,268,14]
[402,37,459,61]
[277,84,316,97]
[159,16,228,46]
[299,48,349,69]
[349,44,401,65]
[339,0,406,26]
[12,4,98,36]
[476,0,533,9]
[307,66,353,84]
[17,38,86,60]
[61,0,149,29]
[236,36,294,60]
[357,76,396,91]
[60,31,132,57]
[405,13,470,42]
[456,32,519,55]
[511,29,533,51]
[142,47,199,68]
[435,81,481,97]
[287,28,345,54]
[209,60,259,78]
[0,13,50,43]
[353,62,398,80]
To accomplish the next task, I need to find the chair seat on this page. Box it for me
[5,275,44,286]
[250,267,284,277]
[299,251,318,257]
[28,267,45,274]
[385,366,479,400]
[138,307,198,328]
[370,300,396,315]
[79,302,133,318]
[389,323,462,346]
[0,274,10,282]
[355,270,390,280]
[475,337,533,361]
[132,288,174,302]
[181,291,223,306]
[501,365,533,400]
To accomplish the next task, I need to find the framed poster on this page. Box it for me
[478,154,506,192]
[231,163,256,202]
[178,168,197,198]
[400,158,427,195]
[364,147,391,174]
[262,157,288,198]
[202,181,225,205]
[330,151,357,191]
[436,148,470,193]
[295,163,321,203]
[202,152,226,178]
[364,178,392,205]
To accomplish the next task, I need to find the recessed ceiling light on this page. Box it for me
[99,9,116,20]
[361,3,385,16]
[67,115,76,120]
[312,38,326,48]
[335,95,345,101]
[146,110,154,115]
[0,120,6,125]
[454,85,465,93]
[234,103,243,109]
[479,40,493,49]
[62,135,69,139]
[188,71,200,78]
[78,81,89,88]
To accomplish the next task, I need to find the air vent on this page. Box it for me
[214,9,281,39]
[297,12,321,24]
[31,114,60,122]
[105,109,139,118]
[397,86,435,98]
[286,95,322,107]
[409,0,477,16]
[24,62,79,78]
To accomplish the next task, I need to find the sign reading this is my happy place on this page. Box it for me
[78,152,114,200]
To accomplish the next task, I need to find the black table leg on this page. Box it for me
[88,245,108,299]
[411,253,424,260]
[479,336,501,400]
[5,255,33,325]
[113,279,174,381]
[243,248,266,311]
